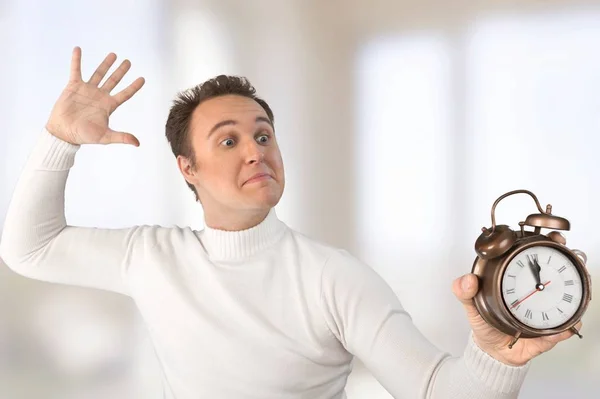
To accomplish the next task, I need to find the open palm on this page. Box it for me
[46,47,145,146]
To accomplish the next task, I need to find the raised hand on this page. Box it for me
[45,47,145,146]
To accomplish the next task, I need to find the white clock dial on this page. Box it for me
[501,245,583,329]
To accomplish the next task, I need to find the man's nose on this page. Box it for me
[244,141,265,164]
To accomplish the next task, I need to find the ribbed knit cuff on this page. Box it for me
[29,128,80,171]
[463,332,530,394]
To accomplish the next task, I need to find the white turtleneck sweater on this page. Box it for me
[0,129,530,399]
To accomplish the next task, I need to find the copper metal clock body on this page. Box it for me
[472,232,592,339]
[471,189,592,346]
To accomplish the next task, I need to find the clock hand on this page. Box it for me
[533,257,544,290]
[527,255,543,289]
[510,280,552,309]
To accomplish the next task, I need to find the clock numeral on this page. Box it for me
[531,254,538,262]
[542,312,549,321]
[506,288,516,295]
[547,256,552,264]
[563,293,573,303]
[507,274,516,279]
[564,280,574,286]
[516,260,525,268]
[510,299,519,307]
[557,307,564,314]
[558,265,567,273]
[525,309,533,319]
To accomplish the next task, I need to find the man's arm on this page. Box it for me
[319,249,529,399]
[0,48,146,296]
[0,130,144,295]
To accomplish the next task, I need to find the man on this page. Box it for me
[0,47,580,398]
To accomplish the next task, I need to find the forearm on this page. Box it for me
[0,129,78,264]
[350,311,528,398]
[0,129,138,295]
[426,333,529,399]
[320,249,530,398]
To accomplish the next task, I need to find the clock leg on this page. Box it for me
[570,326,583,339]
[508,332,522,349]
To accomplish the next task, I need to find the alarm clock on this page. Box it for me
[471,189,592,349]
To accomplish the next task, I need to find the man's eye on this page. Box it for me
[257,135,269,144]
[221,138,235,147]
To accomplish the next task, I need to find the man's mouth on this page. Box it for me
[244,173,272,185]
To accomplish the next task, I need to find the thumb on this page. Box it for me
[452,274,481,319]
[101,129,140,147]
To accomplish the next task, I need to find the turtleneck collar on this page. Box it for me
[196,208,287,261]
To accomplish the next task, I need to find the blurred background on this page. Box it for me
[1,0,599,397]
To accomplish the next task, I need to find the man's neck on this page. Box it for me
[203,208,271,231]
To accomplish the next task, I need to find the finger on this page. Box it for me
[545,321,583,344]
[100,59,131,93]
[452,274,480,318]
[88,52,117,86]
[69,46,82,82]
[113,77,145,106]
[100,129,140,147]
[453,274,479,301]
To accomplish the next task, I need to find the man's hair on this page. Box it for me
[165,75,275,201]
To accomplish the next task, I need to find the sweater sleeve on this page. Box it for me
[0,129,146,296]
[319,249,530,399]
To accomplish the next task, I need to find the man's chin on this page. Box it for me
[248,193,282,209]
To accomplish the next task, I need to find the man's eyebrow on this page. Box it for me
[255,116,273,128]
[207,116,273,139]
[208,120,237,138]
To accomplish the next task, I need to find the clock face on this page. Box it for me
[501,245,583,330]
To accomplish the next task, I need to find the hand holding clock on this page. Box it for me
[452,269,582,367]
[458,190,590,368]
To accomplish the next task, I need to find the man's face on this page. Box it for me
[179,95,285,215]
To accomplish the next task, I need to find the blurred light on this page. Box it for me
[30,292,132,377]
[172,9,235,91]
[354,34,453,261]
[464,9,600,265]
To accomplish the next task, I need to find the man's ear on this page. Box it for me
[176,155,197,185]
